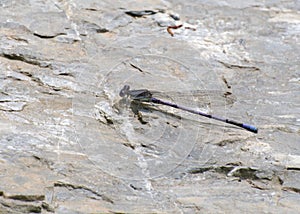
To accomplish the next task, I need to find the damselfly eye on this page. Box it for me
[119,85,130,97]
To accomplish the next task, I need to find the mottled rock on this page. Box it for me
[0,0,299,213]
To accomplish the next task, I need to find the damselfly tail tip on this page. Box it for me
[243,124,258,133]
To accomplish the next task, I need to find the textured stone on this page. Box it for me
[0,0,299,213]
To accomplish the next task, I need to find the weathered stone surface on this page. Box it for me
[0,0,299,213]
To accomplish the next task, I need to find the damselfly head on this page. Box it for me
[119,85,130,97]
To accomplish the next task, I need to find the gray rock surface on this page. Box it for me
[0,0,299,213]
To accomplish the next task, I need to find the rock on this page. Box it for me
[0,0,299,213]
